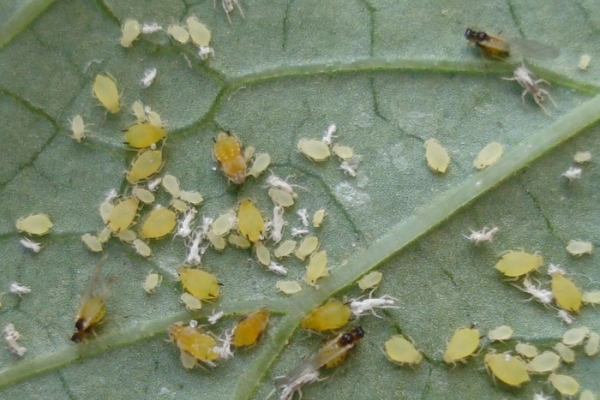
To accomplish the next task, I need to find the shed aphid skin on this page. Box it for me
[384,335,422,366]
[178,268,220,301]
[16,213,53,236]
[503,64,555,116]
[584,331,599,356]
[186,16,211,47]
[291,227,309,237]
[562,327,590,347]
[488,325,513,342]
[270,206,286,244]
[312,209,326,228]
[133,238,152,257]
[557,310,575,325]
[526,351,561,374]
[562,167,582,181]
[549,269,582,312]
[554,342,576,363]
[358,271,383,291]
[213,130,247,184]
[548,373,580,396]
[266,174,300,198]
[141,22,162,34]
[120,19,141,47]
[228,233,251,249]
[175,208,197,239]
[207,310,224,325]
[127,149,163,183]
[583,291,600,305]
[464,28,559,60]
[124,123,167,149]
[161,174,181,198]
[495,250,543,278]
[424,139,450,173]
[322,124,338,146]
[332,144,354,160]
[340,157,360,177]
[9,282,31,296]
[68,115,90,142]
[81,233,103,252]
[255,242,271,266]
[19,238,42,253]
[180,293,202,310]
[295,236,319,261]
[484,352,530,387]
[298,138,331,162]
[247,153,271,178]
[533,393,552,400]
[237,198,265,243]
[92,74,120,114]
[579,54,592,71]
[514,277,553,305]
[107,197,139,233]
[474,142,503,170]
[515,342,539,359]
[218,0,245,24]
[276,280,302,295]
[168,323,219,365]
[297,209,309,227]
[269,188,295,207]
[274,240,296,258]
[233,309,270,347]
[4,324,27,357]
[213,328,235,359]
[304,250,329,286]
[131,100,147,123]
[349,293,399,318]
[140,68,157,88]
[147,177,162,192]
[443,327,480,365]
[300,300,351,332]
[142,273,162,293]
[180,190,203,205]
[463,226,498,244]
[167,24,190,44]
[566,240,593,256]
[198,45,215,60]
[573,151,592,164]
[268,261,288,275]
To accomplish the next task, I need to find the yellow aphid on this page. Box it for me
[147,110,164,128]
[274,240,296,258]
[495,250,543,278]
[297,138,331,162]
[554,342,576,363]
[584,331,599,356]
[186,16,211,46]
[247,153,271,178]
[300,300,351,332]
[124,123,166,149]
[178,268,219,301]
[526,351,561,373]
[142,273,162,293]
[424,138,450,173]
[168,324,219,363]
[583,291,600,305]
[562,327,590,347]
[139,207,176,239]
[126,149,163,183]
[213,130,247,184]
[170,198,190,213]
[97,226,112,243]
[81,233,103,252]
[131,100,146,123]
[268,188,295,207]
[133,239,151,257]
[15,213,53,236]
[484,352,530,387]
[167,24,190,44]
[233,309,270,347]
[132,186,155,204]
[244,146,255,161]
[116,229,137,243]
[254,242,271,266]
[212,210,236,236]
[566,240,594,256]
[332,144,354,160]
[304,250,329,286]
[295,235,319,260]
[276,280,302,295]
[120,19,141,47]
[107,197,139,233]
[69,115,89,142]
[384,335,422,366]
[358,271,383,290]
[580,390,596,400]
[573,151,592,164]
[207,230,227,251]
[515,342,539,358]
[179,190,203,205]
[99,199,114,224]
[443,327,480,364]
[237,198,264,243]
[312,209,326,228]
[92,74,120,114]
[161,174,180,198]
[549,373,579,396]
[228,233,251,249]
[473,142,503,170]
[180,293,202,310]
[487,325,513,342]
[551,272,582,312]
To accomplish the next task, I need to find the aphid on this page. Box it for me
[132,238,152,257]
[180,292,202,310]
[503,64,555,116]
[233,309,270,347]
[584,331,599,356]
[198,45,214,60]
[107,197,139,233]
[548,373,579,396]
[207,230,227,251]
[167,24,190,44]
[168,323,219,364]
[291,227,309,237]
[566,240,593,256]
[384,335,422,366]
[19,238,42,253]
[332,144,354,160]
[175,208,197,239]
[141,22,162,34]
[170,198,190,213]
[562,327,590,347]
[247,153,271,178]
[269,188,295,207]
[300,300,351,332]
[484,352,530,387]
[146,109,165,128]
[424,138,450,173]
[142,272,162,293]
[178,268,220,301]
[296,209,309,227]
[237,198,265,243]
[71,257,112,342]
[116,229,137,243]
[157,175,179,199]
[219,0,245,24]
[92,74,120,114]
[340,157,360,177]
[562,167,582,181]
[180,190,203,205]
[515,342,539,359]
[276,280,302,295]
[550,270,582,312]
[274,240,296,258]
[578,54,592,71]
[573,151,592,164]
[349,294,398,317]
[297,138,331,162]
[487,325,513,342]
[526,351,561,374]
[254,242,271,266]
[312,209,326,228]
[554,342,575,363]
[580,390,596,400]
[131,100,147,123]
[120,19,141,47]
[304,250,329,286]
[228,234,251,249]
[124,123,167,149]
[186,16,211,47]
[9,282,31,296]
[463,226,499,244]
[268,261,288,275]
[357,271,383,291]
[213,130,247,184]
[270,205,286,243]
[99,199,114,225]
[130,186,154,205]
[15,213,53,236]
[474,142,503,170]
[557,310,575,325]
[244,146,256,161]
[140,68,157,88]
[4,324,26,357]
[81,233,103,252]
[495,250,543,278]
[127,149,163,183]
[68,115,89,142]
[212,210,236,236]
[266,174,300,198]
[464,28,559,60]
[443,327,480,364]
[295,236,319,260]
[515,277,553,305]
[317,326,365,368]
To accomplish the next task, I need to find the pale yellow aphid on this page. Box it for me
[99,199,114,225]
[120,19,141,47]
[579,54,592,71]
[186,16,211,46]
[228,234,251,249]
[124,123,166,149]
[549,373,579,396]
[304,250,329,286]
[443,327,480,364]
[126,149,163,183]
[92,74,120,114]
[179,190,203,205]
[300,299,351,331]
[212,210,237,236]
[583,291,600,305]
[139,207,177,239]
[573,151,592,164]
[161,174,181,198]
[312,209,326,228]
[526,351,561,373]
[81,233,103,252]
[146,109,164,128]
[551,272,582,312]
[254,242,271,266]
[167,24,190,44]
[554,342,576,363]
[247,153,271,178]
[178,268,219,301]
[131,100,146,123]
[180,293,202,310]
[237,198,264,243]
[424,138,450,173]
[384,335,422,366]
[274,240,296,258]
[487,325,513,342]
[295,235,319,260]
[332,144,354,160]
[473,142,503,170]
[562,326,590,347]
[515,342,539,358]
[97,226,112,243]
[566,240,593,256]
[484,352,530,387]
[495,250,543,278]
[107,197,139,233]
[170,198,190,213]
[142,273,162,293]
[276,280,302,295]
[358,271,383,291]
[132,239,151,257]
[168,323,218,363]
[268,188,295,207]
[580,390,596,400]
[15,213,53,236]
[116,229,137,243]
[584,331,599,356]
[234,309,270,347]
[297,138,331,161]
[69,115,89,142]
[132,186,155,204]
[244,146,255,161]
[207,230,227,251]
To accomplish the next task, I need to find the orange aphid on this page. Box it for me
[213,130,246,184]
[233,309,270,347]
[168,323,219,363]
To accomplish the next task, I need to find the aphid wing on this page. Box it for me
[80,256,109,302]
[503,35,560,60]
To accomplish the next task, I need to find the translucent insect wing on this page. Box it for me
[503,35,560,60]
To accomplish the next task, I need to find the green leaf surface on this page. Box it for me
[1,1,599,399]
